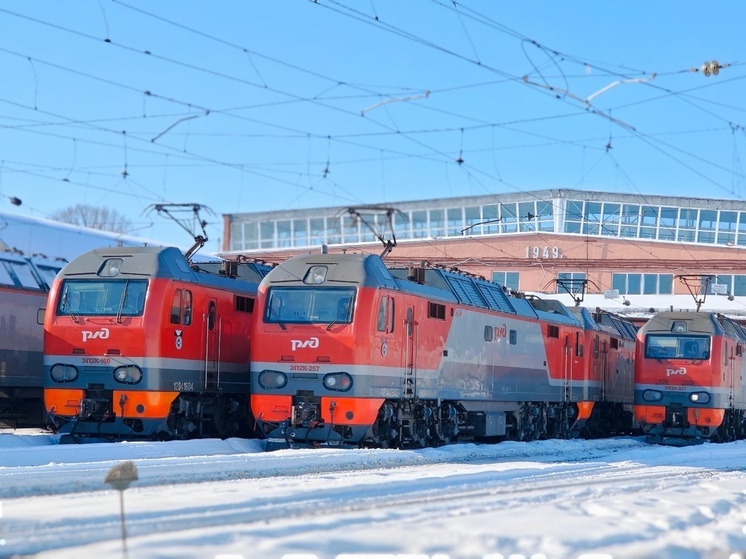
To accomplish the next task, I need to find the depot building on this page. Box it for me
[221,189,746,319]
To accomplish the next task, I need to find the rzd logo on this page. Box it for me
[82,328,110,342]
[666,366,687,377]
[291,337,319,351]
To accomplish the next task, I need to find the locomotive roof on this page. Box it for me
[265,252,584,323]
[264,252,400,289]
[191,260,272,283]
[59,246,262,292]
[639,311,726,336]
[596,311,639,339]
[566,307,637,340]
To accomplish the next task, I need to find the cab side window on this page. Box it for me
[377,296,388,332]
[170,290,182,324]
[183,290,193,326]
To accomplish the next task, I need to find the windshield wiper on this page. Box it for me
[116,281,129,323]
[327,303,350,330]
[269,305,286,330]
[60,291,78,323]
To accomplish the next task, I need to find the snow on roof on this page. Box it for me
[528,292,746,321]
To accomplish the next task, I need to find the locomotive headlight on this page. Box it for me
[642,389,664,402]
[50,364,79,383]
[259,370,288,389]
[304,265,328,285]
[323,372,352,392]
[689,391,711,404]
[113,365,143,384]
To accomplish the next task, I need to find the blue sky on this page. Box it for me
[0,1,744,250]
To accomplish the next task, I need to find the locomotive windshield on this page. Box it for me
[265,286,355,325]
[58,279,148,317]
[645,334,710,360]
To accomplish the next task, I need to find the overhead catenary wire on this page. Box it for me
[0,1,744,259]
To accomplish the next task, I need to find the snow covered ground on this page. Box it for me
[2,430,746,559]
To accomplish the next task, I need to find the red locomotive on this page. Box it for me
[43,246,270,441]
[635,311,746,444]
[249,251,637,448]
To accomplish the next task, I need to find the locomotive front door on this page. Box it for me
[204,298,220,389]
[402,306,418,399]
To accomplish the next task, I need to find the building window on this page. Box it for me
[659,274,673,294]
[464,206,481,235]
[229,222,244,251]
[277,220,291,248]
[640,206,658,239]
[564,200,584,234]
[482,205,500,234]
[342,214,359,244]
[601,203,620,236]
[412,210,428,239]
[394,211,410,240]
[737,212,746,246]
[536,200,554,232]
[447,207,463,236]
[620,204,639,238]
[658,207,677,241]
[557,272,586,294]
[228,195,746,251]
[293,218,308,247]
[500,203,517,234]
[627,274,641,294]
[492,271,519,292]
[358,214,379,243]
[717,211,737,246]
[259,221,275,249]
[429,209,445,238]
[519,201,536,232]
[735,276,746,296]
[612,273,673,295]
[698,210,717,244]
[707,276,732,296]
[677,208,698,242]
[237,221,258,251]
[582,202,602,236]
[310,217,325,246]
[324,216,340,245]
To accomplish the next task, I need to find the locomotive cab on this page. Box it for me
[43,247,267,441]
[635,312,746,444]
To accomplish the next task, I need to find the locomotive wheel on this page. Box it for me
[366,402,399,448]
[507,404,547,442]
[506,413,521,441]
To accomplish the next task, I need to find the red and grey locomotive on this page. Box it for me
[249,251,637,448]
[43,246,270,441]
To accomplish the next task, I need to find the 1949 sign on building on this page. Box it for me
[525,246,561,259]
